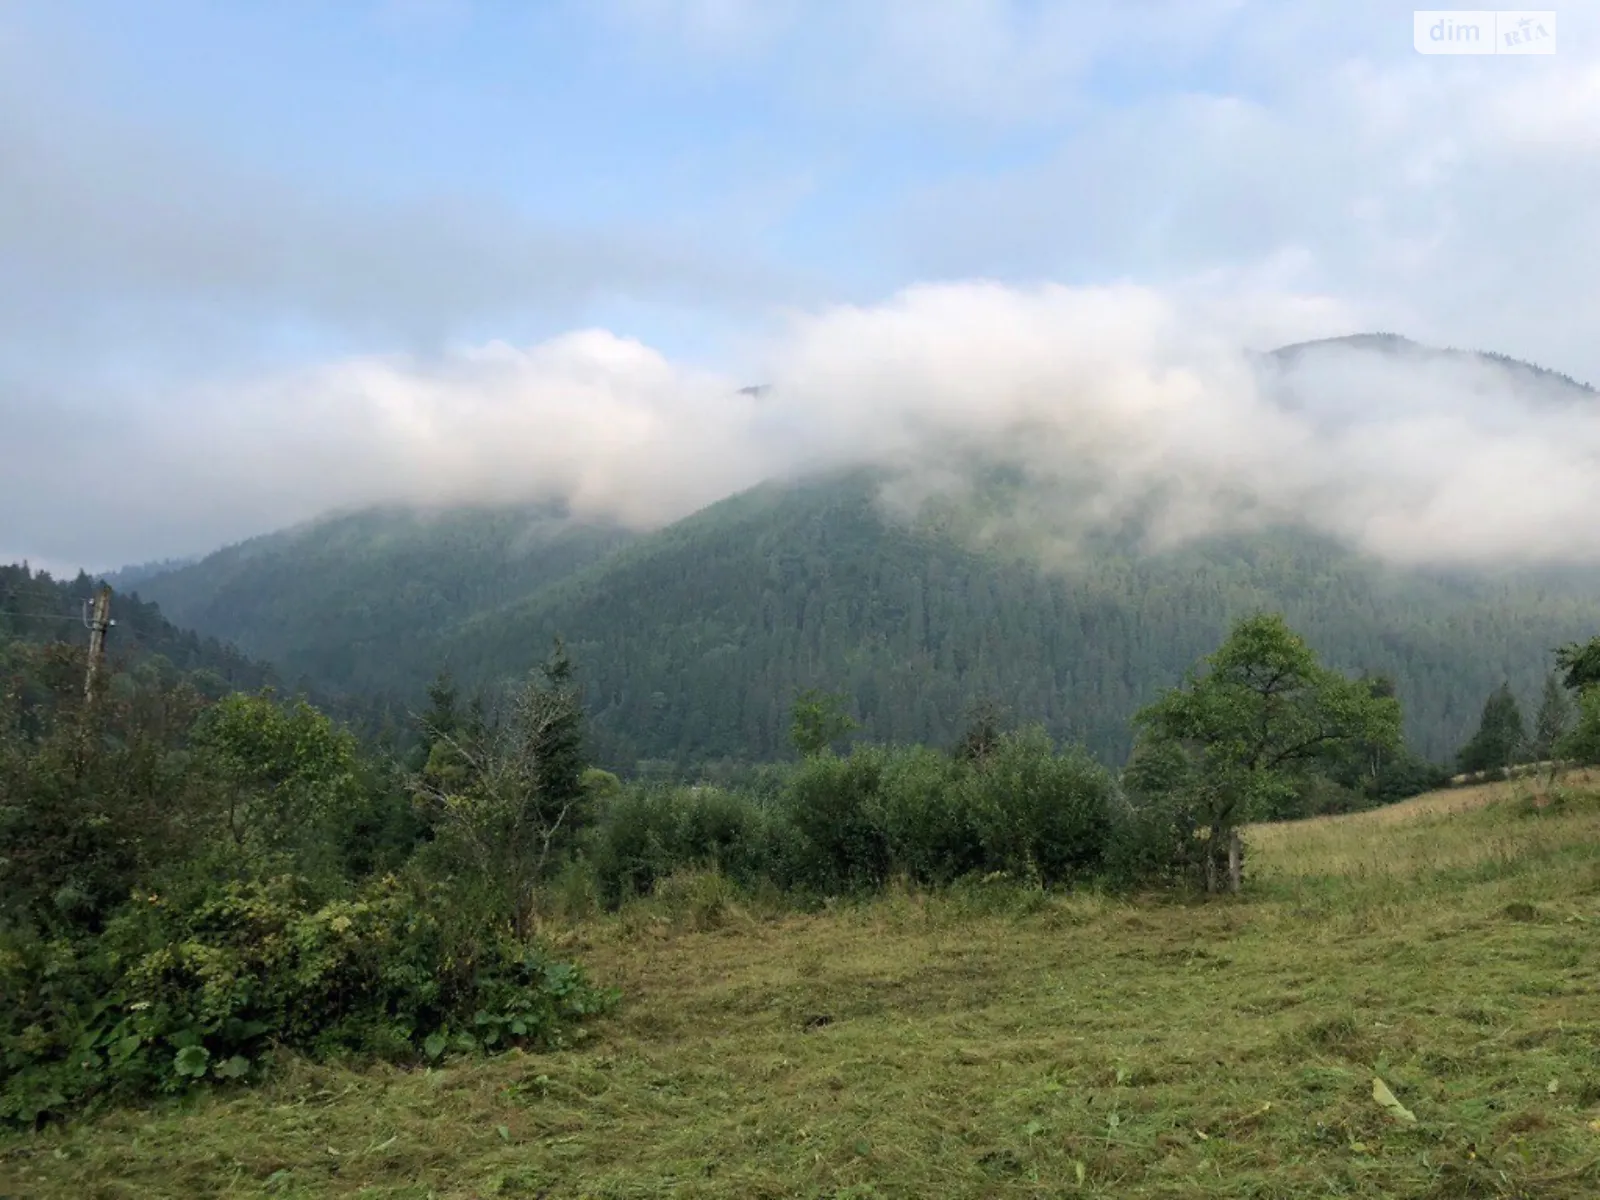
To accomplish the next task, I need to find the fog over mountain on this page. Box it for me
[82,290,1600,574]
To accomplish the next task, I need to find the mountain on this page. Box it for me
[101,555,203,591]
[0,563,275,697]
[111,336,1600,772]
[1267,333,1595,397]
[433,470,1600,770]
[120,502,635,701]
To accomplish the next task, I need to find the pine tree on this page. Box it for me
[953,695,1005,765]
[520,639,586,824]
[1456,682,1527,774]
[1532,672,1573,762]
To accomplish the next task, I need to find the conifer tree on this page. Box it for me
[1531,672,1572,762]
[1456,682,1527,774]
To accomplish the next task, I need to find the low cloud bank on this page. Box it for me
[163,281,1600,567]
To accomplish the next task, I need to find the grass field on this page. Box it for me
[6,772,1600,1198]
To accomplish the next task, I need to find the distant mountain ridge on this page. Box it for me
[1267,332,1596,394]
[101,555,204,591]
[121,501,636,700]
[109,335,1600,771]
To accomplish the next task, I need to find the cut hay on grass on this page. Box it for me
[7,778,1600,1198]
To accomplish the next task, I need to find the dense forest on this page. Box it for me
[112,503,632,702]
[116,470,1600,775]
[112,338,1600,778]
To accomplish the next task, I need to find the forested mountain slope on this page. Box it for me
[436,471,1600,771]
[120,503,634,699]
[111,337,1600,772]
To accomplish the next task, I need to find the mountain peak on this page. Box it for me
[1267,333,1595,394]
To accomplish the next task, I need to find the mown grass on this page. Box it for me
[7,775,1600,1198]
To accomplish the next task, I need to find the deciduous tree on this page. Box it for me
[1133,613,1401,893]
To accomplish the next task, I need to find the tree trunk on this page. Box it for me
[1227,828,1243,895]
[1204,841,1219,894]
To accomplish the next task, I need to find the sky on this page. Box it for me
[2,1,1598,573]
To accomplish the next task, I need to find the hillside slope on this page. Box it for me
[114,336,1600,770]
[120,503,634,699]
[438,471,1600,770]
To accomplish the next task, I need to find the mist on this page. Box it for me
[105,280,1596,571]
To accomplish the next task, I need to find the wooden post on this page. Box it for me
[84,585,112,704]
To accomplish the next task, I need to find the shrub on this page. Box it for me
[1105,787,1210,889]
[1560,689,1600,766]
[875,745,981,884]
[0,870,616,1126]
[587,784,793,905]
[784,748,892,893]
[1107,738,1209,888]
[960,728,1115,885]
[0,670,212,933]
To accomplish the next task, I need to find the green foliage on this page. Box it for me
[1132,613,1402,889]
[958,728,1114,884]
[586,734,1117,903]
[789,688,858,758]
[0,871,615,1125]
[524,642,587,824]
[1532,672,1573,762]
[1559,688,1600,766]
[409,647,593,935]
[0,640,613,1127]
[586,785,794,905]
[0,647,211,932]
[1316,676,1450,811]
[580,766,623,802]
[785,748,893,890]
[952,696,1005,765]
[872,744,980,885]
[1456,682,1528,774]
[1555,636,1600,694]
[189,692,365,861]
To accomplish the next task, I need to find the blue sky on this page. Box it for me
[3,1,1598,570]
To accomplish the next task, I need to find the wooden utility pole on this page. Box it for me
[83,585,113,704]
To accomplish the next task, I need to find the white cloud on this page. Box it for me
[96,280,1600,569]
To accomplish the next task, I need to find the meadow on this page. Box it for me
[4,772,1600,1199]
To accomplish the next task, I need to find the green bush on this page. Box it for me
[960,728,1115,884]
[1106,737,1207,888]
[875,746,980,885]
[0,673,211,933]
[784,749,893,893]
[0,870,616,1126]
[1105,788,1209,889]
[1561,688,1600,766]
[587,784,794,904]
